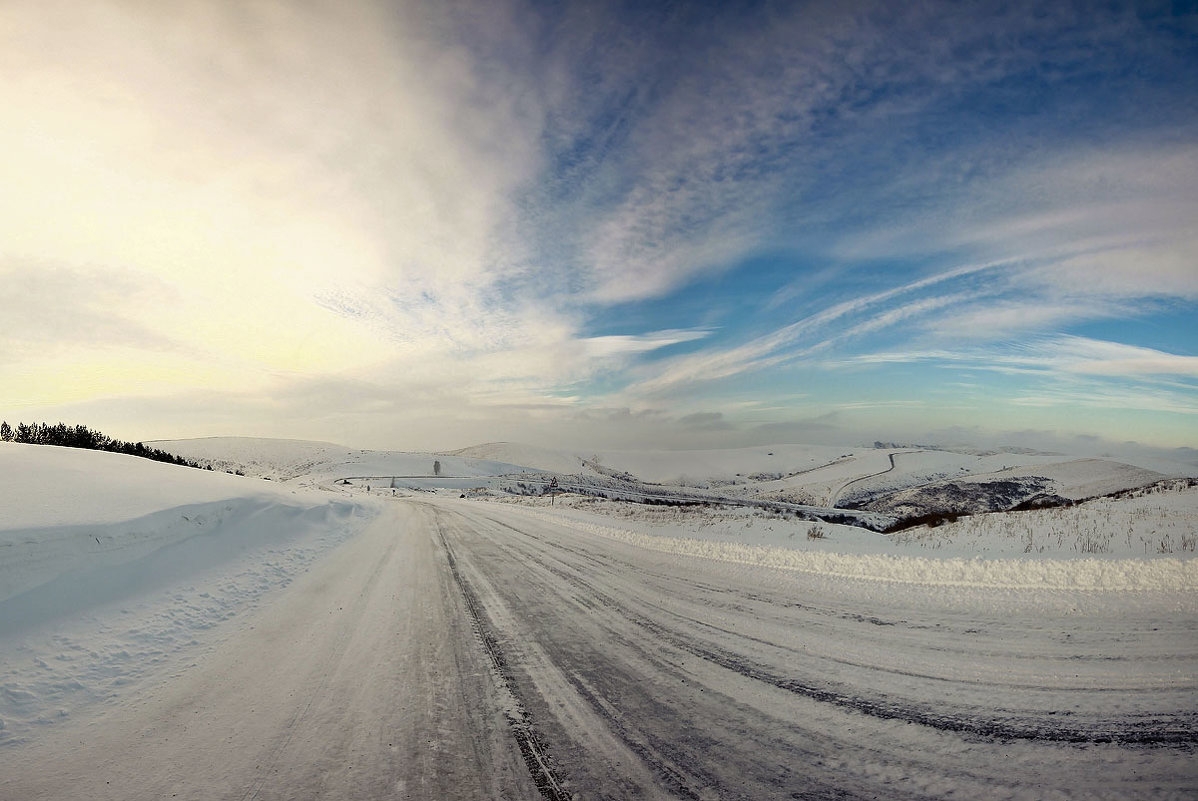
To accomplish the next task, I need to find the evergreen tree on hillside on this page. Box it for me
[0,421,11,441]
[3,421,201,469]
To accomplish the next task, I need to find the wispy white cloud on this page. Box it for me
[2,0,1194,450]
[1032,337,1198,379]
[0,264,179,360]
[920,297,1132,341]
[561,1,1191,307]
[621,134,1198,406]
[842,336,1198,381]
[1009,386,1198,417]
[580,329,710,359]
[621,260,1007,396]
[834,144,1198,303]
[0,0,557,417]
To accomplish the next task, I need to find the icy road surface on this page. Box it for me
[3,498,1195,800]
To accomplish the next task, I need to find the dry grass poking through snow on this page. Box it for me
[893,484,1198,557]
[491,483,1198,562]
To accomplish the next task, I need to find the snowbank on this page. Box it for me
[0,442,291,529]
[0,443,374,621]
[0,443,378,743]
[494,499,1198,591]
[961,458,1168,499]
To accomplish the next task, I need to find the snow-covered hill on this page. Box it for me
[507,480,1198,565]
[847,458,1170,519]
[151,437,1194,529]
[0,442,376,743]
[451,441,854,484]
[149,436,539,483]
[444,442,590,475]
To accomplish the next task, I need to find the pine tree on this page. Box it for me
[0,421,202,469]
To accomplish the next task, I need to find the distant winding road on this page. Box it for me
[826,450,904,506]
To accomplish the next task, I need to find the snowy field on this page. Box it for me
[1,438,1195,799]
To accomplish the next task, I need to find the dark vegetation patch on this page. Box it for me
[862,477,1054,518]
[1008,493,1074,512]
[880,478,1198,533]
[0,421,203,470]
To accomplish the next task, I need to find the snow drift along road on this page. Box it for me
[0,444,1194,799]
[0,443,367,614]
[0,444,377,744]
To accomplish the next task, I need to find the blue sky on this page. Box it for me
[1,0,1195,453]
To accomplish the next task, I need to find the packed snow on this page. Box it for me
[1,436,1194,798]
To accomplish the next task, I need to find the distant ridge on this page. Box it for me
[445,442,586,475]
[151,436,538,483]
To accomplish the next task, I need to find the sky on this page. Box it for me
[1,0,1196,454]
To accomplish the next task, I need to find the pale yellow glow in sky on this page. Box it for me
[2,349,270,408]
[0,0,540,434]
[2,1,1194,456]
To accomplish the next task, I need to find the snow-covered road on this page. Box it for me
[431,499,1196,800]
[3,498,1195,799]
[0,503,539,800]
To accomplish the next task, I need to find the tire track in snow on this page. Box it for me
[238,526,403,801]
[433,519,573,801]
[475,511,1198,746]
[441,508,837,800]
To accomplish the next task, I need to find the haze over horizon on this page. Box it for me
[2,1,1196,454]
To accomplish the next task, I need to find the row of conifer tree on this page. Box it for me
[0,421,202,469]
